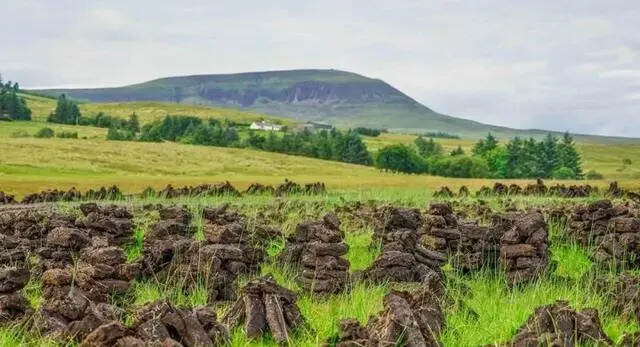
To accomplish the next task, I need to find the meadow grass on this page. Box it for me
[21,93,292,126]
[3,100,640,198]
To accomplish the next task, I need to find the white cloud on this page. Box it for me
[2,0,640,136]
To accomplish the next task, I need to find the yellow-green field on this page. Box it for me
[22,93,293,125]
[1,97,639,198]
[1,121,639,199]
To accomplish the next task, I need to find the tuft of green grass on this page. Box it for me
[0,326,65,347]
[128,279,209,308]
[344,226,380,271]
[551,242,593,280]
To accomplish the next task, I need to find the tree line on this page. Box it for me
[47,94,140,132]
[44,93,586,179]
[353,127,386,137]
[108,115,373,166]
[374,132,584,179]
[472,133,583,179]
[0,76,31,120]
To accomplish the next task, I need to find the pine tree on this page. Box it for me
[415,136,443,157]
[536,134,558,178]
[472,133,498,156]
[522,137,539,178]
[48,94,80,124]
[505,137,524,178]
[450,146,465,156]
[557,132,583,179]
[128,113,140,133]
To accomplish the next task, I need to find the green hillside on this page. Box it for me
[20,93,293,125]
[31,69,639,143]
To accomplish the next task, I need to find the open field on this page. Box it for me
[2,119,640,199]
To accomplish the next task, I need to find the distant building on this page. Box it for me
[296,121,334,132]
[249,121,283,131]
[0,114,12,121]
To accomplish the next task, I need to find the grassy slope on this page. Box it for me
[21,93,293,125]
[32,69,638,141]
[1,96,638,198]
[2,120,640,199]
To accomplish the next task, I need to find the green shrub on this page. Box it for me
[56,131,78,139]
[106,127,135,141]
[375,144,427,174]
[552,167,576,179]
[430,155,490,178]
[585,169,604,180]
[34,127,54,138]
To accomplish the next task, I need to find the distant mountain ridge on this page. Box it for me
[32,69,639,142]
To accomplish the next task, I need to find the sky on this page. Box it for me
[2,1,639,137]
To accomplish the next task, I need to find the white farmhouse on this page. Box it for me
[249,121,282,131]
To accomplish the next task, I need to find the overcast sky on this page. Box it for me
[2,1,639,137]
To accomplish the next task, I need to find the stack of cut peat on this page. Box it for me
[365,206,445,283]
[32,243,139,341]
[420,203,497,272]
[143,204,270,301]
[599,273,640,322]
[75,203,134,246]
[495,210,549,285]
[504,300,611,346]
[0,208,75,268]
[335,288,444,347]
[569,199,640,265]
[140,206,195,275]
[0,266,31,324]
[223,275,305,344]
[176,204,268,300]
[81,301,229,347]
[33,266,125,341]
[279,213,350,294]
[39,203,135,272]
[0,191,16,205]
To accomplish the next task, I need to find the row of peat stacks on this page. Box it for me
[568,199,640,265]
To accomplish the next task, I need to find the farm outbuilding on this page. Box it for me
[249,121,282,131]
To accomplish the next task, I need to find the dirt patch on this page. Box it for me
[223,274,305,344]
[0,266,31,324]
